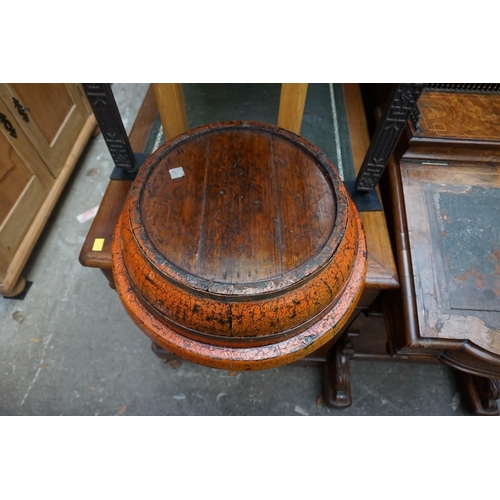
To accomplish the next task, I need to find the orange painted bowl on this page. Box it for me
[112,121,367,370]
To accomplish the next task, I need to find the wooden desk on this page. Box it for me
[79,84,398,406]
[373,89,500,415]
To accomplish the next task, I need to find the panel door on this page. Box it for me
[0,98,54,281]
[0,83,91,177]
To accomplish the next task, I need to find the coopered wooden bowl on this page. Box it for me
[112,121,366,370]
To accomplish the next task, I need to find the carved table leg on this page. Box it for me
[323,332,355,408]
[458,372,500,416]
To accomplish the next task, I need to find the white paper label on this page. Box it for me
[169,167,185,179]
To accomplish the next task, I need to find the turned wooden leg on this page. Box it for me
[153,84,189,141]
[323,332,355,408]
[458,372,500,416]
[277,83,309,135]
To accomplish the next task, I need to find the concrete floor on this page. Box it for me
[0,83,473,416]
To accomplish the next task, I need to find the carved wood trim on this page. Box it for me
[82,83,137,173]
[355,84,424,191]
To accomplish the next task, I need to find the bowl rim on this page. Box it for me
[127,120,351,297]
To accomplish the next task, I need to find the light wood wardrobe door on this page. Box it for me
[0,99,54,281]
[0,83,90,177]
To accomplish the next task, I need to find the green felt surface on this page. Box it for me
[144,83,355,182]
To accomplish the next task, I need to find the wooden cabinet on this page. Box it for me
[380,89,500,414]
[0,84,95,297]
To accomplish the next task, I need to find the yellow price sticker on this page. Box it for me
[92,238,105,252]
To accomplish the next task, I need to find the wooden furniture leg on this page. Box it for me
[457,372,500,416]
[323,331,356,408]
[153,83,189,140]
[151,342,182,365]
[277,83,309,135]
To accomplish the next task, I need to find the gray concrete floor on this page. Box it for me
[0,84,472,416]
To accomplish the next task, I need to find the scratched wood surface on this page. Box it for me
[401,160,500,355]
[139,126,336,284]
[113,121,367,369]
